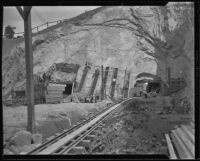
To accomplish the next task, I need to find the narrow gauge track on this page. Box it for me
[28,98,134,155]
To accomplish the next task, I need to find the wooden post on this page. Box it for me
[16,6,35,133]
[126,72,131,99]
[101,65,104,100]
[89,69,100,96]
[110,68,118,98]
[102,67,109,98]
[123,68,127,99]
[71,82,74,95]
[77,65,89,92]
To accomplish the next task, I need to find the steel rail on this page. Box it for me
[28,98,133,155]
[28,101,120,154]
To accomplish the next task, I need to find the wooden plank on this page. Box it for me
[123,71,131,98]
[180,125,194,144]
[48,83,66,87]
[175,128,194,157]
[102,67,109,98]
[165,134,177,159]
[78,140,91,148]
[47,86,65,91]
[67,146,85,154]
[16,7,25,19]
[77,65,89,92]
[89,69,99,96]
[171,130,193,159]
[184,125,195,135]
[190,122,194,129]
[45,93,63,98]
[38,98,132,154]
[110,68,118,98]
[45,90,63,94]
[101,65,104,100]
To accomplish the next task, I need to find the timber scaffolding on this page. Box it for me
[8,62,131,105]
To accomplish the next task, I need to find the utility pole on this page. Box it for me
[16,6,35,133]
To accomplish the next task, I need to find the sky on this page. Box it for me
[3,6,100,36]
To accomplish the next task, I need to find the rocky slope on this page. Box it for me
[2,6,157,100]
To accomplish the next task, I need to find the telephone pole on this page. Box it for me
[16,6,35,133]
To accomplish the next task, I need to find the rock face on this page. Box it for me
[157,3,194,119]
[2,3,194,118]
[2,6,156,100]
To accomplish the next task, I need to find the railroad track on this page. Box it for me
[28,98,134,155]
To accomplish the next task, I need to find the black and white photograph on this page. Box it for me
[2,2,197,159]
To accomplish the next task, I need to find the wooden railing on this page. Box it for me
[3,18,67,38]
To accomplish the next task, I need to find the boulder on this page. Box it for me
[32,133,43,145]
[8,130,32,147]
[4,148,14,154]
[4,127,21,142]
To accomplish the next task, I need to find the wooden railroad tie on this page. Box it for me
[67,146,86,154]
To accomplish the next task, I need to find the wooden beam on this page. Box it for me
[128,72,131,98]
[165,134,177,159]
[23,6,32,20]
[89,69,99,96]
[110,68,118,98]
[175,128,194,156]
[126,72,131,98]
[167,67,171,86]
[102,67,109,98]
[123,68,127,99]
[101,65,104,100]
[78,140,91,148]
[16,7,25,20]
[77,65,89,92]
[68,146,86,154]
[171,130,193,159]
